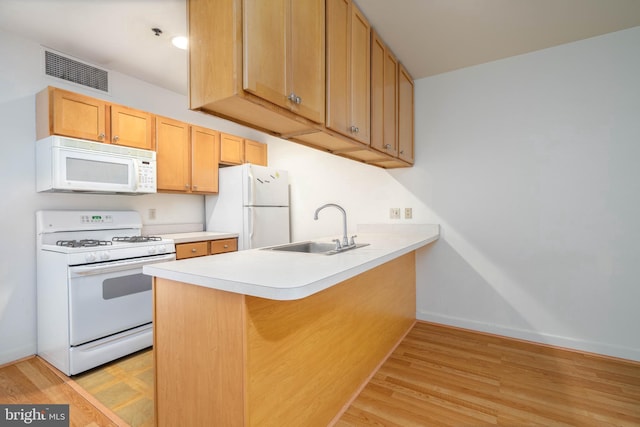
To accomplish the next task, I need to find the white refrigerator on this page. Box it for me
[205,164,290,250]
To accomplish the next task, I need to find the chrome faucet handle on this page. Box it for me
[349,235,357,246]
[332,239,342,250]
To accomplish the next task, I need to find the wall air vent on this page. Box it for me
[44,49,109,93]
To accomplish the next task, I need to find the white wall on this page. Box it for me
[409,26,640,361]
[0,30,420,365]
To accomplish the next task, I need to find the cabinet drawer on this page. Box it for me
[209,238,238,255]
[176,242,209,259]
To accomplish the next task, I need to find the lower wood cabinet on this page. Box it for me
[175,238,238,260]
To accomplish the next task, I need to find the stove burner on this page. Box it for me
[112,236,162,243]
[56,239,113,248]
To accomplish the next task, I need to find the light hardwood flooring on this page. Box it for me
[2,322,639,426]
[338,322,640,426]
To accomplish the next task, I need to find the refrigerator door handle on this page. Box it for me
[248,207,255,244]
[247,167,255,205]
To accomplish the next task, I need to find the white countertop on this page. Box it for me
[159,231,238,244]
[144,224,439,301]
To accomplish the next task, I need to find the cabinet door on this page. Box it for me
[326,0,350,138]
[156,116,191,192]
[289,0,325,123]
[110,104,154,150]
[209,238,238,255]
[326,0,370,144]
[349,4,370,145]
[371,32,398,156]
[243,0,287,109]
[398,64,415,164]
[191,126,220,193]
[220,133,244,165]
[49,88,107,142]
[243,139,267,166]
[176,242,209,259]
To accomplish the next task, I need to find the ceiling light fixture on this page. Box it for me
[171,36,188,50]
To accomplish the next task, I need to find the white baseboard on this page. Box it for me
[416,310,640,362]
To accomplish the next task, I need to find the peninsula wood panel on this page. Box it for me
[245,252,416,426]
[153,279,246,427]
[152,252,417,426]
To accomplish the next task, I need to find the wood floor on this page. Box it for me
[337,322,640,426]
[1,322,639,426]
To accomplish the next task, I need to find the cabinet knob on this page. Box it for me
[400,150,404,154]
[288,93,302,105]
[191,248,197,253]
[223,244,229,248]
[384,144,392,150]
[98,133,105,140]
[185,184,190,189]
[113,135,120,142]
[350,126,359,134]
[193,185,198,190]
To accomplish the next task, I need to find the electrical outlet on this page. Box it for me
[390,208,401,219]
[404,208,413,219]
[148,208,156,220]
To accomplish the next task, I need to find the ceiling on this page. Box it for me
[1,0,639,95]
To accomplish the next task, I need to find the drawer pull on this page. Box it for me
[223,244,228,248]
[191,248,197,252]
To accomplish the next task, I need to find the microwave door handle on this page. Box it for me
[133,160,140,191]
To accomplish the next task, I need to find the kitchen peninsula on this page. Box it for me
[143,225,439,426]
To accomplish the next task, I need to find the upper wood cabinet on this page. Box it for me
[188,0,320,137]
[36,86,154,150]
[220,133,244,166]
[398,64,415,164]
[326,0,370,145]
[191,126,220,193]
[371,31,398,157]
[244,139,268,166]
[37,87,107,142]
[187,0,412,168]
[220,133,268,166]
[156,118,220,194]
[243,0,325,123]
[110,104,154,150]
[156,116,191,192]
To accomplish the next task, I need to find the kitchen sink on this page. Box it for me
[263,241,369,255]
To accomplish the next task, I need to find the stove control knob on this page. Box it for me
[85,252,97,263]
[100,251,110,260]
[148,246,157,255]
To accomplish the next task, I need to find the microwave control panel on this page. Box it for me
[137,161,157,192]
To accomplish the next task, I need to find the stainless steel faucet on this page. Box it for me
[313,203,350,248]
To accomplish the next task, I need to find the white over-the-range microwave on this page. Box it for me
[36,135,157,194]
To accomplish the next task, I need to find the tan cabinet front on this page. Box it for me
[326,0,370,145]
[156,116,191,192]
[244,139,268,166]
[37,87,154,150]
[243,0,325,123]
[110,104,154,150]
[209,238,238,255]
[191,126,220,193]
[176,242,209,259]
[398,64,415,164]
[37,87,107,142]
[371,31,398,157]
[220,133,244,165]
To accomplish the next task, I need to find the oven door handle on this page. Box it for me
[69,253,176,276]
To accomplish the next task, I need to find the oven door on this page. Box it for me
[67,253,175,346]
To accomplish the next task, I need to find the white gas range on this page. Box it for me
[36,210,176,375]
